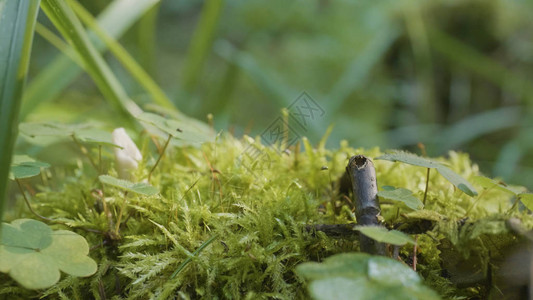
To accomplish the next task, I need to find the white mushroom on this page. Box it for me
[112,128,142,179]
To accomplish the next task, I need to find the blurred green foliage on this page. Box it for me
[22,0,533,188]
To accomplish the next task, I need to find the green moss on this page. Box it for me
[1,134,531,299]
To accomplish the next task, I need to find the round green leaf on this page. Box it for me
[296,253,368,280]
[378,187,423,210]
[309,277,369,300]
[297,253,440,300]
[99,175,159,195]
[19,122,89,137]
[367,256,420,285]
[355,226,415,246]
[19,122,121,147]
[136,112,214,146]
[76,128,122,148]
[308,277,439,300]
[0,219,97,290]
[9,155,50,180]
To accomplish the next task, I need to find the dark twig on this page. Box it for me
[346,155,387,255]
[305,224,358,238]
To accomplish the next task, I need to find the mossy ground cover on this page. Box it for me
[1,133,532,299]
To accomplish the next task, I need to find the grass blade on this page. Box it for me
[181,0,224,92]
[20,0,159,120]
[67,0,175,110]
[429,27,533,103]
[0,0,40,225]
[40,0,142,121]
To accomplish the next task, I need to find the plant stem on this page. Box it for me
[423,168,430,205]
[98,145,102,174]
[115,191,128,236]
[15,178,53,222]
[413,235,419,271]
[71,134,99,171]
[148,134,171,182]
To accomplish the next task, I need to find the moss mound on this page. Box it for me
[1,134,532,299]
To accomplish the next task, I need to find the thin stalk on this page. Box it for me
[71,134,99,171]
[423,168,430,205]
[15,178,53,222]
[148,134,171,182]
[282,108,289,150]
[114,191,128,236]
[413,235,419,271]
[98,145,102,174]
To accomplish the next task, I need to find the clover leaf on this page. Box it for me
[136,112,214,146]
[354,226,415,246]
[99,175,159,195]
[378,187,423,210]
[296,253,440,300]
[0,219,97,289]
[19,122,120,148]
[376,150,478,197]
[9,155,50,180]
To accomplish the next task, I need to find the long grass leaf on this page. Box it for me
[20,0,159,120]
[40,0,142,120]
[429,27,533,103]
[67,0,175,110]
[181,0,224,92]
[0,0,40,225]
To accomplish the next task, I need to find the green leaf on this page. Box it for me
[378,187,423,210]
[19,122,88,137]
[308,277,439,300]
[297,253,439,300]
[21,0,160,120]
[472,175,525,195]
[67,0,175,110]
[435,165,478,197]
[76,128,121,148]
[519,193,533,211]
[99,175,158,195]
[19,122,121,147]
[136,112,215,146]
[355,226,415,246]
[181,0,224,92]
[40,0,142,121]
[0,219,97,289]
[9,155,50,180]
[0,0,40,225]
[376,150,477,197]
[376,150,442,169]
